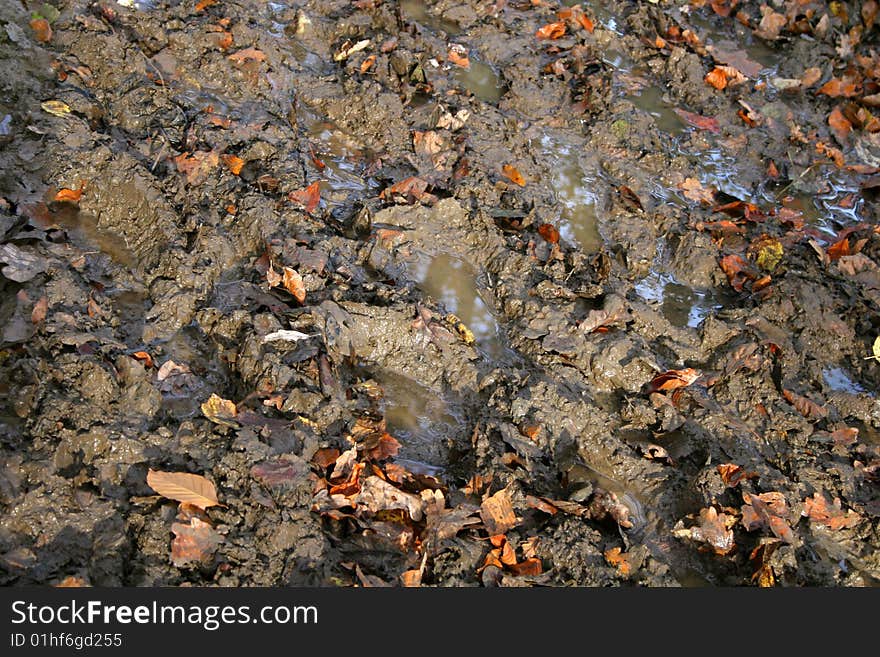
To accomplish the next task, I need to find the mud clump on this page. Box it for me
[0,1,878,587]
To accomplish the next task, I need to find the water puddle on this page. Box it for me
[401,0,461,36]
[378,371,463,473]
[47,204,137,269]
[152,326,227,420]
[306,118,379,203]
[537,133,603,253]
[823,367,867,394]
[625,85,688,137]
[405,252,504,358]
[634,270,722,328]
[455,60,504,103]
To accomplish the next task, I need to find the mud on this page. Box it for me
[1,0,878,587]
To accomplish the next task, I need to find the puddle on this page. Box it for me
[401,0,461,35]
[626,85,687,137]
[378,371,463,472]
[455,60,504,103]
[823,367,868,394]
[634,270,722,328]
[406,252,504,358]
[48,205,137,269]
[537,133,603,253]
[306,118,379,202]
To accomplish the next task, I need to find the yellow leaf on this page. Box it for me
[872,336,880,361]
[200,393,238,427]
[146,469,220,510]
[41,100,71,117]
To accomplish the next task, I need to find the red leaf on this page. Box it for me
[537,223,560,244]
[647,368,701,394]
[674,108,720,133]
[288,181,321,214]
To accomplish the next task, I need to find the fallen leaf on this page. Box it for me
[157,359,190,381]
[131,351,154,368]
[802,492,862,530]
[480,488,518,535]
[537,223,560,244]
[705,65,747,91]
[837,253,877,276]
[195,0,217,10]
[251,457,309,488]
[355,476,424,521]
[826,237,851,261]
[31,296,48,324]
[783,389,827,420]
[828,107,852,144]
[288,181,321,214]
[750,235,784,271]
[281,267,306,303]
[741,492,795,544]
[604,547,633,576]
[678,177,715,204]
[719,253,758,292]
[29,18,52,43]
[171,516,222,566]
[674,506,736,555]
[830,426,859,446]
[200,393,238,427]
[647,368,701,394]
[228,47,266,65]
[41,100,71,117]
[588,488,632,528]
[817,77,862,98]
[312,448,340,469]
[717,463,757,487]
[616,185,643,211]
[54,180,87,203]
[536,22,566,40]
[146,469,220,510]
[360,54,376,73]
[334,39,371,62]
[87,298,102,318]
[674,108,720,133]
[380,176,437,205]
[174,150,220,186]
[501,163,525,186]
[754,9,787,40]
[447,44,470,69]
[801,67,822,88]
[55,576,89,587]
[221,154,244,175]
[508,558,542,576]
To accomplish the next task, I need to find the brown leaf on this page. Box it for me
[676,506,736,555]
[251,457,309,488]
[360,54,376,73]
[30,18,52,43]
[171,516,222,566]
[200,393,238,427]
[783,389,827,420]
[355,476,425,521]
[228,47,266,65]
[719,253,756,292]
[131,351,154,368]
[221,154,245,175]
[447,45,470,69]
[380,176,437,205]
[754,10,787,40]
[288,181,321,214]
[826,237,851,260]
[536,21,566,40]
[678,177,716,204]
[508,557,542,576]
[836,253,877,276]
[802,492,862,530]
[281,267,306,303]
[647,368,701,394]
[828,108,852,144]
[818,77,862,98]
[537,223,560,244]
[801,67,822,88]
[157,359,190,381]
[741,492,795,544]
[174,150,220,186]
[55,576,89,587]
[604,547,633,576]
[705,67,728,90]
[31,296,48,324]
[501,163,526,186]
[830,426,859,447]
[147,469,220,510]
[717,463,757,487]
[480,488,518,535]
[312,448,341,469]
[674,108,720,133]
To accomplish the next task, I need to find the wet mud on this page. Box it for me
[1,0,879,586]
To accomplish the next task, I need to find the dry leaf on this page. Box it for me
[157,359,191,381]
[174,150,219,186]
[802,492,861,530]
[355,476,424,521]
[221,154,245,175]
[31,296,48,324]
[281,267,306,303]
[674,506,736,555]
[171,516,222,566]
[817,77,862,98]
[360,55,376,73]
[604,547,633,576]
[146,469,220,510]
[647,368,701,394]
[674,108,720,133]
[54,181,87,204]
[480,488,518,535]
[783,389,827,420]
[741,492,795,544]
[41,100,71,117]
[828,107,852,144]
[537,223,560,244]
[55,576,89,587]
[288,181,321,214]
[536,22,566,40]
[447,45,470,69]
[717,463,756,487]
[200,393,238,427]
[228,47,267,64]
[30,18,52,43]
[501,164,526,186]
[679,177,716,204]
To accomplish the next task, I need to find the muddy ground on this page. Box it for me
[1,0,879,587]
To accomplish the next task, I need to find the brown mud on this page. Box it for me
[0,0,878,586]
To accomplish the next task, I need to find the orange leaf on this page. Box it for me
[826,237,851,261]
[577,15,594,33]
[802,492,861,530]
[360,54,376,73]
[674,108,720,133]
[480,489,518,535]
[501,164,526,186]
[447,46,470,69]
[705,67,729,90]
[536,22,566,40]
[146,469,220,510]
[604,547,632,576]
[717,463,756,487]
[817,77,861,98]
[196,0,218,10]
[54,180,87,204]
[131,351,154,368]
[647,368,701,394]
[312,448,341,469]
[282,267,306,303]
[171,516,222,566]
[288,181,321,214]
[31,296,48,324]
[221,154,245,175]
[29,18,52,43]
[828,107,852,144]
[537,223,560,244]
[174,150,220,185]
